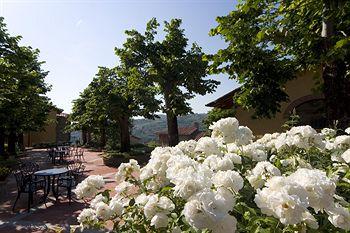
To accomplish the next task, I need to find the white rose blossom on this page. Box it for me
[212,170,244,193]
[341,148,350,163]
[326,203,350,231]
[74,175,105,199]
[254,176,310,225]
[183,188,236,232]
[195,137,222,156]
[77,208,98,227]
[345,127,350,135]
[247,161,281,189]
[287,168,336,212]
[209,117,239,144]
[95,202,112,220]
[115,159,140,183]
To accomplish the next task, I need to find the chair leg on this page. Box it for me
[28,192,32,212]
[31,191,34,204]
[68,187,72,205]
[12,192,21,212]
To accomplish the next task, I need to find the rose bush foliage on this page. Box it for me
[74,118,350,232]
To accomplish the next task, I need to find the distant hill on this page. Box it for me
[132,114,207,143]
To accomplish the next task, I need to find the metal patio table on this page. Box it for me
[34,167,68,203]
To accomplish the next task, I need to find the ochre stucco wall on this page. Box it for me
[23,110,57,147]
[235,70,322,136]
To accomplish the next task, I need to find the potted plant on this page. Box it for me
[0,166,11,181]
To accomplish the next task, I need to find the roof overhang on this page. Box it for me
[205,87,241,109]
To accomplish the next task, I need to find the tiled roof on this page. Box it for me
[156,126,198,136]
[194,131,206,140]
[130,135,141,140]
[205,87,241,109]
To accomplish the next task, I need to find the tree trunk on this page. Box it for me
[321,0,350,127]
[100,126,106,148]
[164,85,179,146]
[322,60,350,126]
[17,133,25,151]
[8,130,17,156]
[82,129,87,145]
[166,113,179,146]
[87,131,91,144]
[0,128,5,159]
[119,116,130,152]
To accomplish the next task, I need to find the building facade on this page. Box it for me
[206,71,326,135]
[23,109,70,147]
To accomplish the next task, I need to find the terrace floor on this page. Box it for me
[0,149,117,233]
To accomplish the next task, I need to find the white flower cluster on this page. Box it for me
[183,188,237,233]
[136,193,175,228]
[272,126,324,151]
[209,117,253,145]
[139,147,180,191]
[247,161,281,189]
[74,175,105,199]
[255,168,338,227]
[115,159,140,183]
[75,117,350,232]
[345,127,350,135]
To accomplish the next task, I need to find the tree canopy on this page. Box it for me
[210,0,350,125]
[0,17,51,156]
[116,18,219,145]
[70,65,160,151]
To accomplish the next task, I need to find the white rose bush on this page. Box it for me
[74,118,350,232]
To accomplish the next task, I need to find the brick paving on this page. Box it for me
[0,149,117,233]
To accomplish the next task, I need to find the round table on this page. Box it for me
[35,168,68,202]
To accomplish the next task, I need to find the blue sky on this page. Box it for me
[1,0,238,114]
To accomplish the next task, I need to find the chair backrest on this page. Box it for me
[19,162,39,177]
[13,170,31,191]
[78,148,84,155]
[67,161,82,172]
[48,148,55,156]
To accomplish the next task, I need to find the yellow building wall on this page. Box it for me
[235,70,321,136]
[23,110,57,147]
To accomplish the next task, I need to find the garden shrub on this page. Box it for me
[73,118,350,232]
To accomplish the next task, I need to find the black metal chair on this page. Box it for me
[47,148,55,163]
[68,161,85,182]
[57,171,75,204]
[74,148,85,161]
[13,170,46,212]
[19,161,39,176]
[56,161,85,204]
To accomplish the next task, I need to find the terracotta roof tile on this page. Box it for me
[156,126,198,136]
[205,87,241,109]
[194,131,206,140]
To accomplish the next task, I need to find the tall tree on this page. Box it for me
[70,67,112,148]
[69,89,92,145]
[116,18,219,146]
[70,66,159,152]
[210,0,350,125]
[111,67,160,152]
[0,17,51,157]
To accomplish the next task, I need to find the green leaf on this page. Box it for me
[334,38,350,49]
[256,30,265,41]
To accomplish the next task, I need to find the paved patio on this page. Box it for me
[0,149,117,232]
